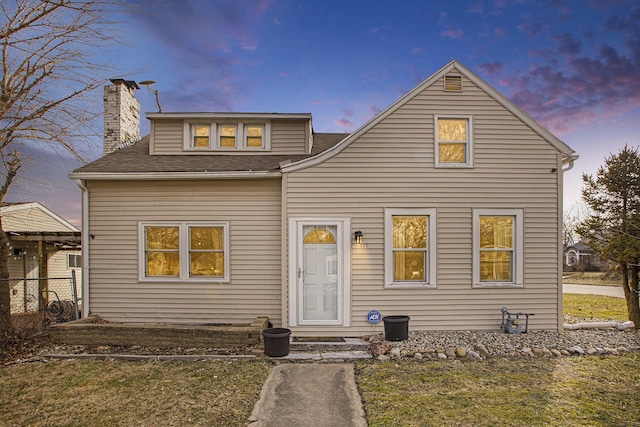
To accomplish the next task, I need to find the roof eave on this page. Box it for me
[146,112,312,120]
[69,171,282,180]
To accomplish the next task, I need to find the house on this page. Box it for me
[564,241,607,272]
[2,202,82,313]
[70,60,577,334]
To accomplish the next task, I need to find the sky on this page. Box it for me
[7,0,640,226]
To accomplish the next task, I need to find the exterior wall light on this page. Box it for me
[354,230,363,244]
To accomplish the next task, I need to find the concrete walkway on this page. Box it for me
[248,363,367,427]
[563,283,624,298]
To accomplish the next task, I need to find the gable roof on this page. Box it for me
[71,133,345,180]
[282,59,577,173]
[1,202,79,233]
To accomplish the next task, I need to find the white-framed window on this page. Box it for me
[384,208,437,288]
[183,122,214,149]
[218,124,237,148]
[183,121,271,151]
[435,115,473,167]
[473,209,524,287]
[139,222,230,282]
[67,253,81,268]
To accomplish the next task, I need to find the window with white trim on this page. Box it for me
[183,121,270,151]
[67,253,81,268]
[435,115,473,167]
[140,222,229,281]
[384,208,437,287]
[473,209,523,286]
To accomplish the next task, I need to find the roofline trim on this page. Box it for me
[282,59,575,173]
[69,171,282,180]
[146,112,312,120]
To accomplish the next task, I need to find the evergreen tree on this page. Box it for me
[577,146,640,327]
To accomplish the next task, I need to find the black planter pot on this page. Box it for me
[382,315,410,341]
[262,327,292,357]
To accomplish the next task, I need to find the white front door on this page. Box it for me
[302,225,338,322]
[289,219,351,326]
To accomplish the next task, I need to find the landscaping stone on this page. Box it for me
[455,347,467,358]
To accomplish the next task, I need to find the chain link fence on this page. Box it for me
[5,270,80,323]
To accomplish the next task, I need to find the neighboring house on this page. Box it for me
[564,241,606,271]
[2,202,82,313]
[70,60,578,334]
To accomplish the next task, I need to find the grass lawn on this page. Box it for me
[0,294,634,426]
[356,353,640,427]
[0,359,269,427]
[563,271,621,286]
[563,293,629,321]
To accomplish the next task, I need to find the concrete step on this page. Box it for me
[289,337,370,353]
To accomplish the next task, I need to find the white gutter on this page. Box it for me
[74,179,90,318]
[562,154,580,172]
[69,170,282,180]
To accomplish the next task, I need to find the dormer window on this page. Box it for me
[183,121,271,151]
[245,125,263,148]
[193,125,210,148]
[218,125,236,148]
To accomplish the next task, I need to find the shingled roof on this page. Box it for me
[73,133,346,175]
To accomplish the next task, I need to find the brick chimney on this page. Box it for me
[103,79,140,156]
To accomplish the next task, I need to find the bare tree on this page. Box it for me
[0,0,127,342]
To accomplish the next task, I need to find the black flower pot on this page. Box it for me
[262,327,292,357]
[382,315,410,341]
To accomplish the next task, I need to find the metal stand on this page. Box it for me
[500,307,534,334]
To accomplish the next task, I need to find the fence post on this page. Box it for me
[71,270,80,320]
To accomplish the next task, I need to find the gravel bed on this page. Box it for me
[371,321,640,360]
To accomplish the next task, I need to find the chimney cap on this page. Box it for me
[109,78,140,90]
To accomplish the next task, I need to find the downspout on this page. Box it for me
[75,179,90,318]
[558,153,579,332]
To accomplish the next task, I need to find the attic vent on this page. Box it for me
[444,75,463,91]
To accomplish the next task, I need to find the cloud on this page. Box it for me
[467,2,485,15]
[440,26,464,39]
[494,27,508,37]
[438,11,447,25]
[241,40,258,52]
[502,42,640,133]
[410,47,423,55]
[555,33,581,55]
[518,20,542,38]
[311,100,322,106]
[131,0,274,111]
[477,61,505,75]
[334,117,355,130]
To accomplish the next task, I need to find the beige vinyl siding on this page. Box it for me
[3,207,75,232]
[86,179,282,324]
[269,121,308,154]
[150,119,308,155]
[48,250,82,301]
[285,74,562,335]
